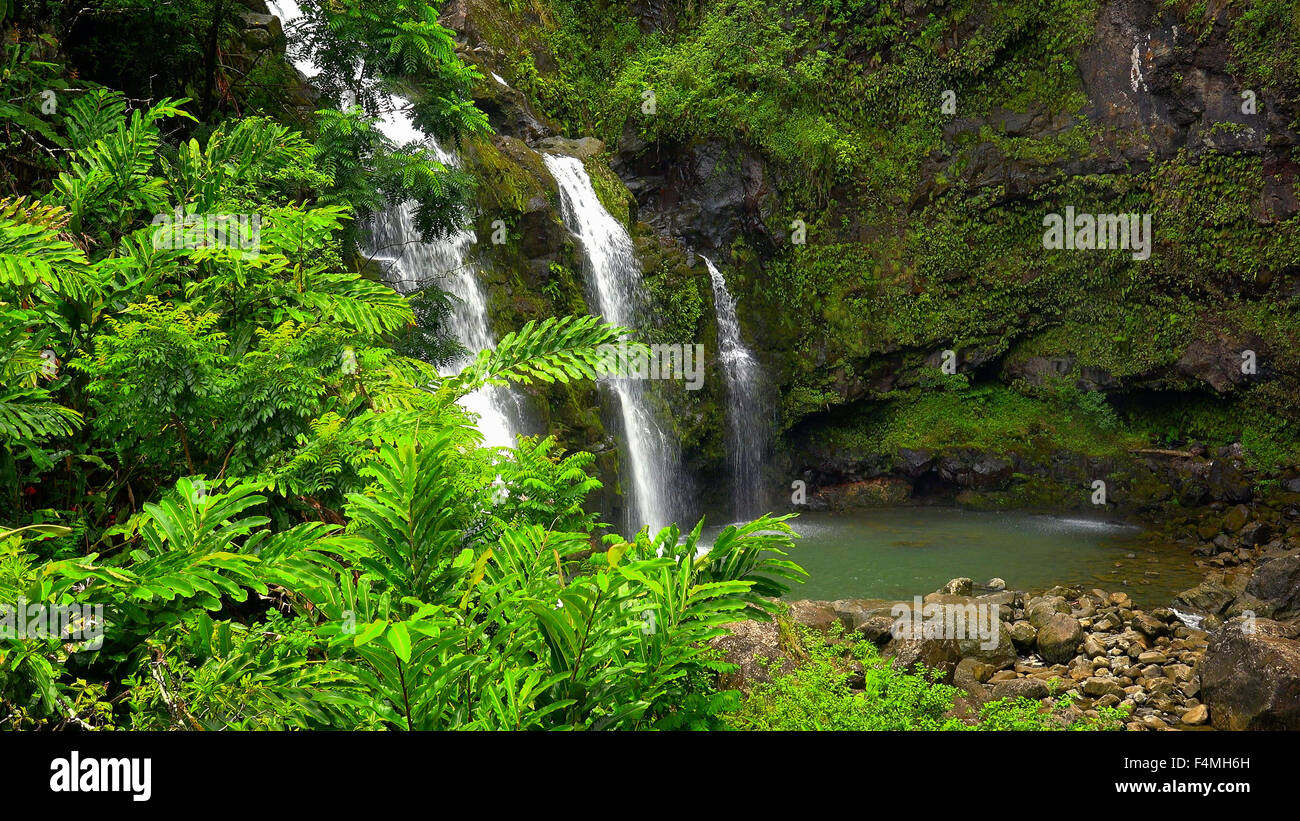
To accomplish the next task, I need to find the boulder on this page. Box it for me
[957,625,1017,670]
[990,677,1051,701]
[1037,614,1085,664]
[1201,618,1300,730]
[1245,552,1300,618]
[895,448,936,478]
[942,577,974,596]
[1131,611,1168,639]
[787,600,838,632]
[1223,504,1250,533]
[1205,461,1252,503]
[1175,338,1251,394]
[1008,620,1038,650]
[1082,677,1126,699]
[709,621,797,690]
[1239,520,1273,547]
[882,635,962,684]
[829,599,902,643]
[1082,633,1106,658]
[953,658,993,700]
[1026,595,1070,629]
[1175,574,1248,615]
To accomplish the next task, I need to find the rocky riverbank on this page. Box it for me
[713,559,1300,730]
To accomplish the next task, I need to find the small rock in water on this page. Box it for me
[986,577,1006,591]
[942,577,973,596]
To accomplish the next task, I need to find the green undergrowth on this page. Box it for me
[725,622,1126,730]
[805,380,1138,460]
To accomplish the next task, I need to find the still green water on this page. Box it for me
[760,508,1201,610]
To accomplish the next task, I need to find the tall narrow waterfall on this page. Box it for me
[268,0,519,448]
[543,154,688,534]
[366,197,520,449]
[703,256,766,521]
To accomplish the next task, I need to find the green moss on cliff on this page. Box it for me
[811,382,1137,462]
[462,0,1300,476]
[584,154,635,227]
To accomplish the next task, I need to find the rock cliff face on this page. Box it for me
[430,0,1300,516]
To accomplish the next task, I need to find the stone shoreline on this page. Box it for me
[712,494,1300,730]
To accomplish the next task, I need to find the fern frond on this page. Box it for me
[446,315,628,399]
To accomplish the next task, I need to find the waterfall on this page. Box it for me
[366,200,520,449]
[542,154,688,534]
[267,0,519,448]
[703,256,766,521]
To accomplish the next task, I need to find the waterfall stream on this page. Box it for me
[702,256,766,520]
[543,154,689,534]
[267,0,519,448]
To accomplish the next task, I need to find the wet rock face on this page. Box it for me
[473,75,556,144]
[1175,335,1267,394]
[610,131,778,259]
[1201,617,1300,730]
[629,0,680,33]
[1078,0,1296,181]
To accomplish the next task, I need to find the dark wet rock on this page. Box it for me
[1004,355,1076,386]
[537,136,605,160]
[473,74,556,144]
[937,451,1014,491]
[611,133,776,259]
[1175,572,1249,615]
[1244,551,1300,618]
[1205,461,1252,503]
[1175,337,1259,394]
[1202,618,1300,730]
[895,448,936,478]
[1224,504,1250,533]
[1239,520,1273,547]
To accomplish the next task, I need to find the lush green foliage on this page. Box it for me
[727,623,1126,731]
[480,0,1300,472]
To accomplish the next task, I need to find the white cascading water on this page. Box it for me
[702,256,766,521]
[268,0,518,448]
[543,154,687,534]
[365,189,519,449]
